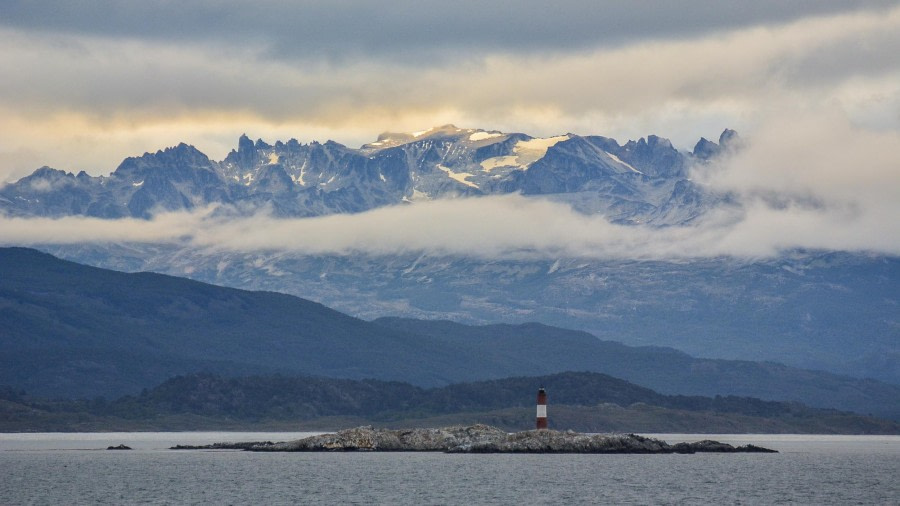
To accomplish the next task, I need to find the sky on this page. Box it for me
[1,1,899,258]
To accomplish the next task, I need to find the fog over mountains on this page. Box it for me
[0,127,897,386]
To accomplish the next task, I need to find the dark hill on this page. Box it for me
[373,318,900,420]
[4,372,896,434]
[0,247,470,397]
[1,247,898,421]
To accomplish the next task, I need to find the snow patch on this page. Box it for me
[514,135,570,166]
[298,161,308,185]
[547,259,561,274]
[605,151,642,174]
[478,135,570,171]
[437,165,479,188]
[402,253,427,275]
[469,131,503,142]
[132,180,144,187]
[480,156,519,171]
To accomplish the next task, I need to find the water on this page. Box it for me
[1,433,898,505]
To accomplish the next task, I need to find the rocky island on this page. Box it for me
[171,424,776,454]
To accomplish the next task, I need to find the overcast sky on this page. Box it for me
[1,1,898,258]
[0,1,897,176]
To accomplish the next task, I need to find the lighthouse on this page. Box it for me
[536,387,547,429]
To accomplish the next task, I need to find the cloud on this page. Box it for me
[2,184,898,260]
[4,6,899,119]
[697,109,900,206]
[2,3,899,181]
[0,210,203,245]
[4,1,894,62]
[684,106,900,256]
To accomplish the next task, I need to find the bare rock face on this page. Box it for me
[255,424,509,452]
[245,425,776,454]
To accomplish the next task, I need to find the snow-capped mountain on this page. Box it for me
[0,125,736,224]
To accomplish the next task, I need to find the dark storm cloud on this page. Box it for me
[3,0,897,61]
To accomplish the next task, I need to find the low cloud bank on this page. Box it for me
[0,194,896,260]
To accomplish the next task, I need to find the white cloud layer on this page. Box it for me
[1,197,896,260]
[5,1,893,61]
[1,4,899,182]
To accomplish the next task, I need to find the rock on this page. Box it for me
[106,444,132,450]
[253,424,509,452]
[671,440,780,454]
[241,425,777,454]
[170,441,275,450]
[734,444,779,453]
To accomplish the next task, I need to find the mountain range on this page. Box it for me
[0,124,732,224]
[0,126,896,386]
[1,247,898,421]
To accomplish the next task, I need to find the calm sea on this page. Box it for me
[1,432,898,505]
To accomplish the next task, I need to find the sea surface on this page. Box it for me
[1,432,898,505]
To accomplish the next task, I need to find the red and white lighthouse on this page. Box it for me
[536,387,548,429]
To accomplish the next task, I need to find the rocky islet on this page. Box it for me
[172,424,777,454]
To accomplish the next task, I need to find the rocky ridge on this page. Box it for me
[0,126,736,225]
[171,425,776,454]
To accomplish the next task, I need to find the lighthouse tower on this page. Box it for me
[536,387,548,429]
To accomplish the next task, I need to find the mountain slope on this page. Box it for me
[373,317,900,420]
[48,243,896,386]
[0,247,478,397]
[1,247,898,420]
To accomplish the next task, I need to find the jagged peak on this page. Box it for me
[692,129,741,160]
[647,135,673,149]
[31,166,67,176]
[692,136,718,154]
[719,128,740,147]
[15,166,73,186]
[238,134,254,153]
[146,143,204,157]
